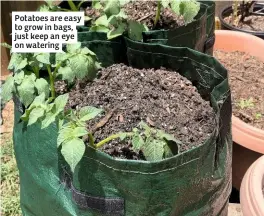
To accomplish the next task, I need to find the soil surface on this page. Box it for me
[66,64,215,160]
[123,1,185,30]
[224,15,264,32]
[214,50,264,130]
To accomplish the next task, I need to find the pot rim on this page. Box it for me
[240,156,264,216]
[215,30,264,154]
[219,3,264,35]
[232,116,264,154]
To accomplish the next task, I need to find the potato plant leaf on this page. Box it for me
[104,0,120,17]
[132,132,145,151]
[14,71,25,85]
[95,15,109,27]
[34,53,50,65]
[89,25,110,33]
[54,94,69,114]
[170,0,180,15]
[57,43,99,84]
[92,1,102,9]
[127,20,148,41]
[58,125,87,147]
[129,122,180,161]
[21,93,46,122]
[8,53,28,72]
[161,0,170,8]
[61,138,85,172]
[28,107,45,126]
[35,78,50,98]
[142,138,165,161]
[79,106,103,122]
[179,0,200,23]
[107,22,127,39]
[66,43,82,54]
[41,112,57,129]
[57,66,75,84]
[17,75,36,107]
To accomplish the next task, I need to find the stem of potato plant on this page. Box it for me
[95,132,133,149]
[68,0,78,11]
[47,65,55,99]
[33,66,39,78]
[154,1,162,27]
[88,133,96,148]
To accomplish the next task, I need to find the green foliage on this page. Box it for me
[255,113,262,120]
[16,73,36,107]
[58,106,103,172]
[104,0,121,17]
[127,20,149,41]
[35,78,49,99]
[20,93,69,128]
[1,76,15,105]
[238,98,254,109]
[1,42,100,109]
[8,53,28,72]
[95,121,180,162]
[178,0,200,23]
[88,1,147,41]
[61,138,86,172]
[155,0,200,26]
[57,43,100,84]
[131,122,180,161]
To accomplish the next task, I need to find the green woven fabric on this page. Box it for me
[13,38,232,216]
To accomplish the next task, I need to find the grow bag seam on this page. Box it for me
[158,26,203,40]
[79,156,200,174]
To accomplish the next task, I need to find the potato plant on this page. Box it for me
[39,0,201,41]
[154,0,200,27]
[1,41,181,172]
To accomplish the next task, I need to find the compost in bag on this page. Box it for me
[65,64,215,160]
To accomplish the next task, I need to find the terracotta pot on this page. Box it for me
[214,30,264,190]
[240,156,264,216]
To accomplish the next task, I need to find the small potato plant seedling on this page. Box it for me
[58,110,180,171]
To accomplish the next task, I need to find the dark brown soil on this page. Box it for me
[123,1,185,30]
[224,15,264,32]
[214,50,264,130]
[65,64,215,160]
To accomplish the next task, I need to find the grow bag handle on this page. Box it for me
[61,167,125,216]
[71,184,125,216]
[204,34,215,53]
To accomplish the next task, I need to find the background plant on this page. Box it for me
[231,0,257,26]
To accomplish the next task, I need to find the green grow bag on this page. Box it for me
[63,1,215,55]
[13,39,232,216]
